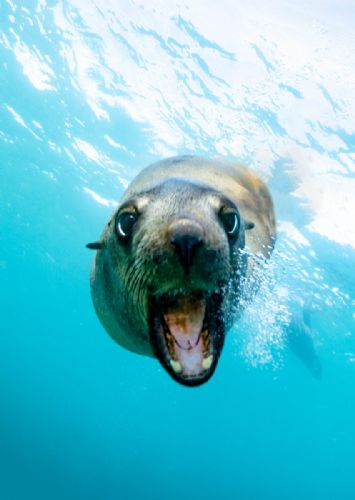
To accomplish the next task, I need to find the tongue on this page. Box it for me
[163,296,206,374]
[163,296,205,350]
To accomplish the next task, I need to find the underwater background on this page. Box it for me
[1,1,355,499]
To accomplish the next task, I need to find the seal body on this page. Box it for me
[89,156,276,386]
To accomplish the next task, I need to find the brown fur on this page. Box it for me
[89,156,276,358]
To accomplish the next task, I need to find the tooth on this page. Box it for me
[170,360,182,373]
[202,355,213,370]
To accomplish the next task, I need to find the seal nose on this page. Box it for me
[169,219,204,274]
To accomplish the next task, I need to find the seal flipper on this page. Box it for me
[287,307,322,380]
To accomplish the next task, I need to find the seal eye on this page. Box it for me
[116,211,138,239]
[220,208,240,237]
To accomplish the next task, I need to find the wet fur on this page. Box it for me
[89,156,276,360]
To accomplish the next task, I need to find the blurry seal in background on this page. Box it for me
[87,156,276,386]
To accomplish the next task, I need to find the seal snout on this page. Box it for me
[169,219,204,274]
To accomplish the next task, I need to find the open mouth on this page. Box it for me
[149,291,225,386]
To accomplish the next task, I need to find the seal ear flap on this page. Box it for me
[245,221,255,230]
[86,241,103,250]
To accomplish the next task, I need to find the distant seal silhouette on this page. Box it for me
[288,305,322,380]
[87,156,276,386]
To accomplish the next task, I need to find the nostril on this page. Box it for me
[169,220,204,273]
[171,232,203,254]
[171,233,203,273]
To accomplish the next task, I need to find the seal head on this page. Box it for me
[89,156,276,386]
[91,179,248,386]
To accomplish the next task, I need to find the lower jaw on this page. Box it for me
[162,354,220,387]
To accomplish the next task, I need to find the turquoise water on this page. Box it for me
[1,1,355,499]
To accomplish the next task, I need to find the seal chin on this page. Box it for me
[149,290,225,387]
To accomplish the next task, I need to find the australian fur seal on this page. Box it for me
[87,156,276,386]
